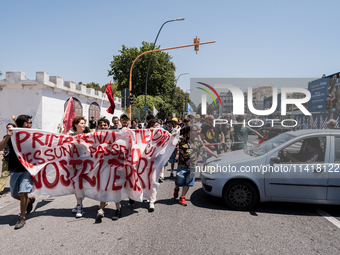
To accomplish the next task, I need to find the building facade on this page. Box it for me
[0,71,123,133]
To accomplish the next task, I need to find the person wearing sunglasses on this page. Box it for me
[119,113,130,130]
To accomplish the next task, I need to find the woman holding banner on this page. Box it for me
[96,117,122,221]
[70,116,87,218]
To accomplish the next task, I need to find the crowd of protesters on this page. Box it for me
[1,112,337,229]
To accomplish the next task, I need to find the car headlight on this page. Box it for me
[202,164,222,174]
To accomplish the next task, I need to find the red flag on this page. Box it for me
[63,97,76,134]
[105,80,115,114]
[258,132,268,144]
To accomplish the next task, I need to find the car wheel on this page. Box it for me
[223,180,258,211]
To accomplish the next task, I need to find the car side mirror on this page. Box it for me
[270,156,281,164]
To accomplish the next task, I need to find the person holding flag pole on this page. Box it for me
[152,103,158,117]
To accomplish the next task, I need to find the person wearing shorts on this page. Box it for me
[0,114,35,229]
[173,125,222,206]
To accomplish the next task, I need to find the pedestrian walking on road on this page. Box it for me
[173,125,222,206]
[0,115,35,230]
[95,117,122,221]
[70,116,88,218]
[0,123,15,198]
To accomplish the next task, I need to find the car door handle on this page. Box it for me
[313,168,323,173]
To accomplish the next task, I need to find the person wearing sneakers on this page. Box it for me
[0,115,35,229]
[96,117,122,221]
[119,113,136,208]
[173,125,222,206]
[69,116,88,218]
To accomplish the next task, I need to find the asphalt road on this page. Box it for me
[1,137,340,254]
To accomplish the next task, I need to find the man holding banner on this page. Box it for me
[0,114,35,229]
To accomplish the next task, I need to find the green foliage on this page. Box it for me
[101,82,122,98]
[0,71,2,76]
[133,95,171,119]
[83,82,101,91]
[108,41,176,101]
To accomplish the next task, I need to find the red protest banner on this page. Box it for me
[11,129,178,202]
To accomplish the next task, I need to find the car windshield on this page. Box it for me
[248,133,295,156]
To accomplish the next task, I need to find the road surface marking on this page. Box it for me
[312,206,340,229]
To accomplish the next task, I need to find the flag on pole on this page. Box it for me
[152,103,158,116]
[62,97,76,134]
[187,103,193,113]
[105,80,115,114]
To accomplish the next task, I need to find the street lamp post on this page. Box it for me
[128,39,216,119]
[171,72,189,117]
[144,18,184,121]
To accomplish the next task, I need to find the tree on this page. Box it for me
[133,95,171,119]
[83,82,101,91]
[0,71,2,76]
[108,42,176,101]
[101,82,121,98]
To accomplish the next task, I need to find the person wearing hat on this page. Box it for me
[326,119,337,129]
[172,117,180,130]
[119,113,130,129]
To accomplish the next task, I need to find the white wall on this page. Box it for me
[0,71,123,133]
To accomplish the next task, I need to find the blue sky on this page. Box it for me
[1,0,339,93]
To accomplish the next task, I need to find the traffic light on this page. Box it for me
[332,98,338,112]
[325,98,331,111]
[194,36,200,53]
[129,94,134,106]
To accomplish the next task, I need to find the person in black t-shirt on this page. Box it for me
[0,123,15,197]
[0,115,34,229]
[200,115,223,154]
[88,116,97,132]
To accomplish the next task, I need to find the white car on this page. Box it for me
[201,129,340,210]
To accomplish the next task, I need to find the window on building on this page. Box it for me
[89,102,100,121]
[64,97,83,117]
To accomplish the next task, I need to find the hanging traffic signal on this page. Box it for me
[332,98,338,112]
[325,98,331,111]
[194,36,200,54]
[129,94,134,106]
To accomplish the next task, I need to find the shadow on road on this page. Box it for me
[0,199,153,227]
[190,187,329,217]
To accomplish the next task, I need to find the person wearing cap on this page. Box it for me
[326,119,337,129]
[119,113,130,129]
[172,118,179,129]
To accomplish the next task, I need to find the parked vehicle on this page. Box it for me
[201,129,340,210]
